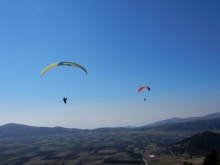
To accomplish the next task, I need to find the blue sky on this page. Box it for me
[0,0,219,129]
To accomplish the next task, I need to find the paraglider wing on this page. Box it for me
[40,62,88,76]
[138,86,150,92]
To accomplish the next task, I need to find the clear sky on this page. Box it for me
[0,0,219,129]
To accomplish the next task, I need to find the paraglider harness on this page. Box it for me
[63,97,67,104]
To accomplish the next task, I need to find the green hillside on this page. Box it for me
[157,131,220,157]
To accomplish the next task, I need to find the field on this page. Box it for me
[0,130,200,165]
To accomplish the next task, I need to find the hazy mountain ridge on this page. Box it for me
[156,131,220,157]
[143,112,220,127]
[0,123,81,138]
[1,112,220,138]
[137,117,220,132]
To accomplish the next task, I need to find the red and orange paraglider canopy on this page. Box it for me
[138,86,150,92]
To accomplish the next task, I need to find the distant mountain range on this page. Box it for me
[0,123,83,138]
[136,117,220,132]
[143,112,220,127]
[0,112,220,138]
[156,131,220,157]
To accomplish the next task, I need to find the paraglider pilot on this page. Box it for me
[63,97,67,104]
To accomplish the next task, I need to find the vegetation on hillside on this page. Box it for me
[157,131,220,157]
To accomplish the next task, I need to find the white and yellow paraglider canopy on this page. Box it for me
[40,62,88,76]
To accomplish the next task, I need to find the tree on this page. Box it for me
[216,161,220,165]
[203,148,219,165]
